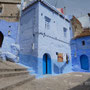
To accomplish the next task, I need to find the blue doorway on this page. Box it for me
[43,54,52,74]
[80,55,89,70]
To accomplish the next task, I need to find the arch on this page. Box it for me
[0,31,4,47]
[80,55,89,70]
[43,53,52,74]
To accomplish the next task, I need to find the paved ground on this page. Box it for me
[14,72,90,90]
[1,59,90,90]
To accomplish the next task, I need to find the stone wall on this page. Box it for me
[0,2,20,22]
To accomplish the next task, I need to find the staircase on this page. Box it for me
[0,59,35,90]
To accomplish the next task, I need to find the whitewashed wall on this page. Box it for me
[19,1,72,75]
[38,2,71,60]
[78,15,90,28]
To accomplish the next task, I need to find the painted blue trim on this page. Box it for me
[47,55,52,74]
[19,54,72,77]
[43,54,52,74]
[43,55,46,74]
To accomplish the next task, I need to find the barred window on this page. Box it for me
[0,4,3,14]
[45,16,51,30]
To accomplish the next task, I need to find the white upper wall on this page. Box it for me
[38,2,71,59]
[38,2,71,43]
[78,15,90,28]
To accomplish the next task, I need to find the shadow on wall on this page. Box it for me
[0,31,4,48]
[54,61,69,74]
[54,64,60,74]
[19,54,38,73]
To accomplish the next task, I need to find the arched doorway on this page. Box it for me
[43,53,52,74]
[0,31,4,47]
[80,55,89,70]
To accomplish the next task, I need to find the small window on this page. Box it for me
[10,14,13,16]
[69,27,71,30]
[0,7,2,13]
[9,26,11,28]
[63,27,67,37]
[8,31,11,36]
[45,16,51,30]
[82,41,85,46]
[41,13,43,16]
[0,4,3,14]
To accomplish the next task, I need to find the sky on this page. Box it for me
[46,0,90,17]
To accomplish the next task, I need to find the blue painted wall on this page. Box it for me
[0,20,19,53]
[71,36,90,72]
[0,20,18,41]
[19,1,72,76]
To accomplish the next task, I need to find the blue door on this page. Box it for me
[80,55,89,70]
[43,54,52,74]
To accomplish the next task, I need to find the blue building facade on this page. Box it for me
[0,20,19,52]
[19,0,72,76]
[71,30,90,72]
[0,0,20,57]
[0,20,19,63]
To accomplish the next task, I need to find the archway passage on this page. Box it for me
[80,55,89,70]
[43,54,52,74]
[0,31,4,47]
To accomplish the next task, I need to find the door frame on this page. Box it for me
[80,55,89,70]
[43,53,52,74]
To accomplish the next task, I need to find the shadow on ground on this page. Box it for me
[70,78,90,90]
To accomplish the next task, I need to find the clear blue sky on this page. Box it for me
[46,0,90,17]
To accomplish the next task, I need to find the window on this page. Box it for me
[9,26,11,28]
[0,4,3,14]
[69,27,71,30]
[63,27,67,37]
[8,31,11,36]
[0,7,2,13]
[45,16,51,29]
[82,41,85,46]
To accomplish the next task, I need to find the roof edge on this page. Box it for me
[22,0,70,23]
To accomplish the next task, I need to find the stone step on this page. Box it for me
[3,61,27,69]
[0,71,29,79]
[0,68,27,72]
[18,63,36,76]
[0,75,35,90]
[0,61,27,70]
